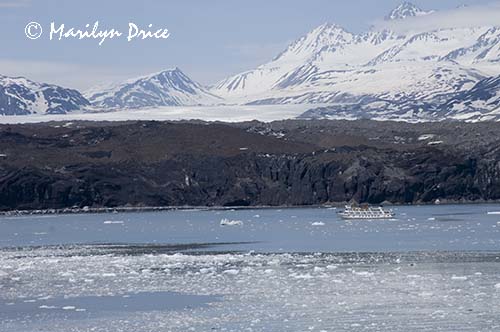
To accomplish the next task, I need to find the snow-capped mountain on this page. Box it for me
[441,74,500,121]
[301,74,500,122]
[86,68,222,109]
[385,2,434,20]
[211,23,362,99]
[210,2,500,121]
[2,2,499,122]
[0,75,89,115]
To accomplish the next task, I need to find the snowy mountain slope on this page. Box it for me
[441,27,500,75]
[212,24,359,99]
[0,75,90,116]
[441,74,500,121]
[212,25,490,104]
[385,2,434,20]
[301,74,500,122]
[210,2,500,121]
[3,1,499,122]
[86,68,222,109]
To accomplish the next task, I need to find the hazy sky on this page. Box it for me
[0,0,497,90]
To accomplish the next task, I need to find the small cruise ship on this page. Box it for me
[338,204,395,220]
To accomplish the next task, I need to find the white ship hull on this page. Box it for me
[339,214,395,220]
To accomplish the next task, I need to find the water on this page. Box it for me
[1,205,500,331]
[1,291,219,320]
[1,205,500,252]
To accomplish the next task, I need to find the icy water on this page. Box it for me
[1,205,500,331]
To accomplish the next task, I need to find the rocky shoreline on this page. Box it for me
[2,199,500,217]
[1,119,500,211]
[0,204,310,216]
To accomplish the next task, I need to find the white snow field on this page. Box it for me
[0,104,320,124]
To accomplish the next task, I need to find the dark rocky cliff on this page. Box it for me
[0,120,499,210]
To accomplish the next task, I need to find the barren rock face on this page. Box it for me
[0,119,499,210]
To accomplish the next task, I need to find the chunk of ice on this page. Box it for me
[451,275,468,281]
[103,220,124,224]
[220,219,243,226]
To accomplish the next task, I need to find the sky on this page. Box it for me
[0,0,498,90]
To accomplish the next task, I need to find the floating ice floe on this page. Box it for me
[313,266,325,273]
[487,211,500,215]
[39,305,57,309]
[292,273,314,280]
[220,219,243,226]
[102,273,117,277]
[353,271,374,277]
[2,246,500,331]
[103,220,124,224]
[199,267,214,274]
[418,134,436,141]
[451,275,468,281]
[311,222,325,226]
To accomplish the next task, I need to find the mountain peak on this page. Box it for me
[385,2,433,21]
[308,22,352,41]
[0,74,89,115]
[314,22,347,33]
[274,22,353,61]
[132,67,185,82]
[86,67,221,109]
